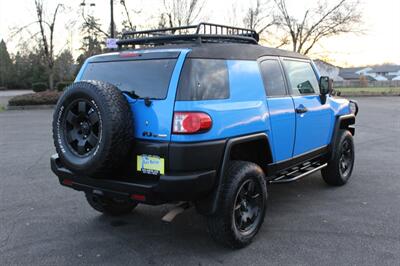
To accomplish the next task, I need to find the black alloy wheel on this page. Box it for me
[339,138,354,178]
[63,99,101,157]
[233,179,264,236]
[206,160,267,248]
[322,130,355,186]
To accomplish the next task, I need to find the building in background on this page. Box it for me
[313,60,343,81]
[338,65,400,81]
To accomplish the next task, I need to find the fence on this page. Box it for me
[334,80,400,88]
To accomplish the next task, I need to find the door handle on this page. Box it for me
[295,106,308,114]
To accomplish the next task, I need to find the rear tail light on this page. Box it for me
[131,194,146,201]
[62,179,73,186]
[173,112,212,134]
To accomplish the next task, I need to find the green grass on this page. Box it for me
[0,105,5,112]
[335,87,400,96]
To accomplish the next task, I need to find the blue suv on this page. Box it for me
[51,23,358,248]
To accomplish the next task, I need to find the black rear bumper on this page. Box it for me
[51,154,217,205]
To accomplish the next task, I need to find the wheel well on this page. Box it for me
[229,138,273,169]
[339,115,355,135]
[195,135,272,216]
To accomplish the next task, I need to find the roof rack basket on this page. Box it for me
[117,22,259,48]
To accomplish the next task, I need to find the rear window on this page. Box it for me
[81,59,177,99]
[177,59,229,101]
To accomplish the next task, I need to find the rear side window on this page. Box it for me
[81,59,177,99]
[283,60,318,95]
[260,60,287,96]
[177,59,229,101]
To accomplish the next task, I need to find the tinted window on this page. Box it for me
[260,60,287,96]
[283,60,318,95]
[177,59,229,100]
[81,59,177,99]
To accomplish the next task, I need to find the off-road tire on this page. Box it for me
[52,80,133,177]
[85,193,138,216]
[322,130,355,186]
[206,160,267,249]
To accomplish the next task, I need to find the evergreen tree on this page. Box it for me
[13,52,31,89]
[54,49,75,82]
[0,40,14,88]
[13,50,47,90]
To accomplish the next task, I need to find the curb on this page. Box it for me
[338,94,400,97]
[7,104,55,110]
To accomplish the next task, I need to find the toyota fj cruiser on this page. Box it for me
[51,23,358,248]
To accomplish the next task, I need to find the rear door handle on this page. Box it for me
[295,106,308,114]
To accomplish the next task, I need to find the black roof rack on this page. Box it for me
[117,22,259,48]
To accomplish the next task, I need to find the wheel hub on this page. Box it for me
[62,99,101,156]
[80,121,91,136]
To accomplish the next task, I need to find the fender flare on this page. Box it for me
[196,132,272,215]
[329,114,355,160]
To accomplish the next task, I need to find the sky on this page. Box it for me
[0,0,399,67]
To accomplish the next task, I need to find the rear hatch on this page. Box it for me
[77,49,189,141]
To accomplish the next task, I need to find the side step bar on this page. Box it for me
[269,162,328,184]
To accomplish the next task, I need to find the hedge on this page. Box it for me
[56,81,73,92]
[8,91,62,106]
[32,82,48,92]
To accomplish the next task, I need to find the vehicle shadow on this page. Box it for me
[84,172,339,260]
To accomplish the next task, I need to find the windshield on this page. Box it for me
[81,59,177,99]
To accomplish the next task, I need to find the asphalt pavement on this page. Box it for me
[0,97,399,265]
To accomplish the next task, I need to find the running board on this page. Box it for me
[269,162,328,184]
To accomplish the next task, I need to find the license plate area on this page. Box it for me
[137,155,165,175]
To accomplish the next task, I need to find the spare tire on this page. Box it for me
[52,80,134,177]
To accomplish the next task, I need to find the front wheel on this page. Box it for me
[322,130,355,186]
[206,160,267,249]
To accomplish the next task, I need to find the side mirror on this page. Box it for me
[319,76,332,95]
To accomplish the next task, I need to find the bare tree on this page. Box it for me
[159,0,206,29]
[273,0,362,55]
[11,0,64,90]
[11,1,64,89]
[243,0,275,34]
[120,0,141,31]
[34,0,64,90]
[81,8,109,38]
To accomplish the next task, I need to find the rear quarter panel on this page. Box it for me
[172,60,271,142]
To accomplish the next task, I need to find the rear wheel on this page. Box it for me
[206,160,267,249]
[85,193,138,216]
[322,130,355,186]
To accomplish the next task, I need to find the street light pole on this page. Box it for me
[110,0,115,38]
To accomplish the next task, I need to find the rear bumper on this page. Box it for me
[51,154,217,204]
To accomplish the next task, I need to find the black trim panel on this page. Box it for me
[169,139,226,172]
[197,133,272,215]
[121,139,226,178]
[51,154,216,203]
[51,139,226,203]
[267,146,329,177]
[328,114,356,160]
